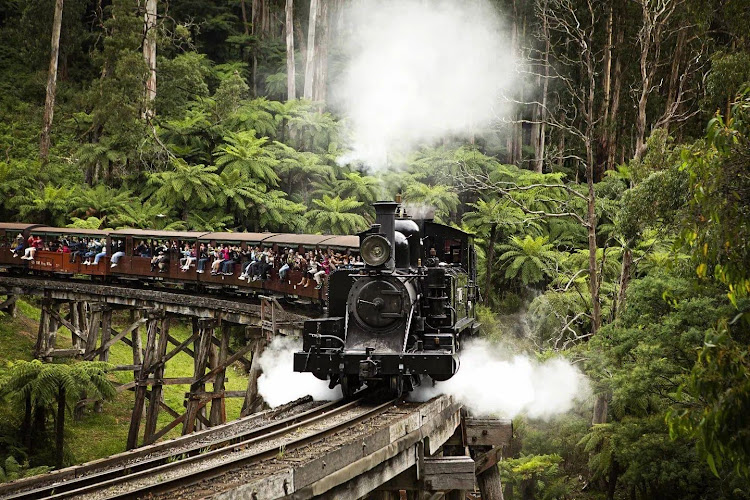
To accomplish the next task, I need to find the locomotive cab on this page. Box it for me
[293,199,479,397]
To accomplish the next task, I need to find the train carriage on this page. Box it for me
[0,223,43,266]
[196,232,276,289]
[108,229,210,281]
[26,227,110,276]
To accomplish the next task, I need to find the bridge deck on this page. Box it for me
[0,274,309,328]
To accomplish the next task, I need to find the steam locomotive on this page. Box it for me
[294,200,480,396]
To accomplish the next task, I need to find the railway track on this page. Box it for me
[3,395,398,500]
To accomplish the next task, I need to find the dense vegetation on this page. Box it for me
[0,0,748,498]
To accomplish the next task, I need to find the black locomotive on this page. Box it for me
[294,199,480,396]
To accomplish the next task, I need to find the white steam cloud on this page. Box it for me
[333,0,515,168]
[257,336,341,407]
[413,339,590,419]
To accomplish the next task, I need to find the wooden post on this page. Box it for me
[477,467,504,500]
[127,310,160,450]
[183,318,214,435]
[209,322,230,426]
[241,332,267,417]
[85,305,102,357]
[35,298,51,359]
[70,301,81,349]
[93,306,112,413]
[46,301,60,358]
[144,315,169,444]
[0,293,18,318]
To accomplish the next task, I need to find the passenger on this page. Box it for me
[425,247,440,267]
[313,256,327,289]
[277,249,295,282]
[48,238,60,253]
[82,239,102,265]
[58,239,71,254]
[210,245,228,275]
[69,239,86,263]
[238,246,254,280]
[135,240,150,258]
[196,244,209,273]
[21,235,43,260]
[110,240,125,268]
[179,244,191,268]
[221,245,239,276]
[253,254,272,281]
[180,243,197,271]
[11,234,25,257]
[150,241,168,272]
[91,239,108,265]
[295,252,311,287]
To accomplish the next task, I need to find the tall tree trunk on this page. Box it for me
[55,387,66,469]
[303,0,319,100]
[22,393,32,448]
[313,0,329,104]
[240,0,250,35]
[251,0,264,97]
[663,28,686,131]
[534,0,550,173]
[142,0,157,120]
[285,0,296,100]
[40,0,64,162]
[484,224,498,306]
[607,25,624,171]
[295,17,306,64]
[597,4,613,180]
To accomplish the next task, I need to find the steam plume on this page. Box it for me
[413,339,590,418]
[333,0,515,168]
[257,336,340,407]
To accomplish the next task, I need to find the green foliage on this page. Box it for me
[668,319,750,478]
[499,453,576,499]
[146,158,221,218]
[681,89,750,305]
[497,235,559,286]
[305,195,368,235]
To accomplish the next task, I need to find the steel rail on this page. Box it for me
[44,396,398,500]
[5,397,361,500]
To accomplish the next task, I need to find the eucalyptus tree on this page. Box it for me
[305,195,368,235]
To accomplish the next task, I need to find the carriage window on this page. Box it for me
[444,239,463,265]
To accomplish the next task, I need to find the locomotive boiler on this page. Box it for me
[293,200,480,396]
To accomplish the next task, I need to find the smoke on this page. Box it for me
[403,203,436,220]
[412,339,590,419]
[257,336,341,407]
[332,0,515,169]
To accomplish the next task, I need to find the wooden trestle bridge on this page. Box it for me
[0,275,510,499]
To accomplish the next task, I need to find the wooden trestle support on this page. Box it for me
[5,286,292,451]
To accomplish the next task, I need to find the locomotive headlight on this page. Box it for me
[360,234,391,267]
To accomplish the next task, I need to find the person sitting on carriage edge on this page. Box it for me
[425,247,440,267]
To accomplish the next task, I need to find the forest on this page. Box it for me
[0,0,749,498]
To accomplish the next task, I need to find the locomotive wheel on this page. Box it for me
[340,375,360,398]
[388,375,404,398]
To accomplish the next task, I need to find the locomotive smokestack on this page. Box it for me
[373,200,399,270]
